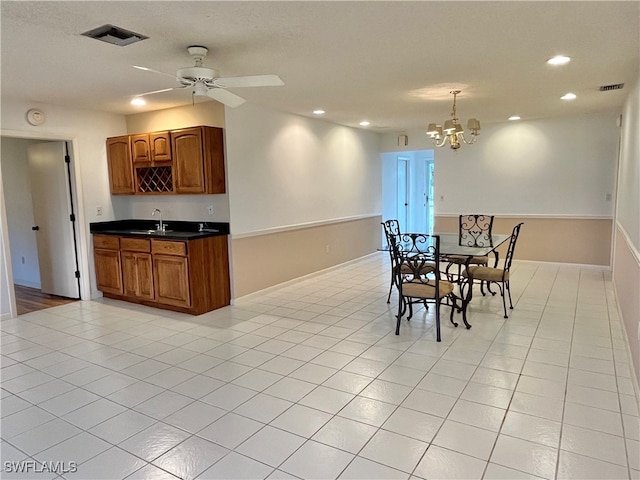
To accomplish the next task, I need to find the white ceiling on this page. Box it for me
[1,1,638,131]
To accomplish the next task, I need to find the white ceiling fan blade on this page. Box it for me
[214,74,284,88]
[206,88,247,108]
[131,65,178,80]
[132,86,187,98]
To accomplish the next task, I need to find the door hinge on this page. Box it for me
[70,213,76,222]
[64,155,71,164]
[75,271,81,279]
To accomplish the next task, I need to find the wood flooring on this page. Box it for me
[13,285,78,315]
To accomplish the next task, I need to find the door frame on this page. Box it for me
[1,129,90,318]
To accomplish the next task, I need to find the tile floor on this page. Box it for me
[1,254,639,479]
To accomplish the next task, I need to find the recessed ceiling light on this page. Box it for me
[547,55,571,66]
[312,109,325,115]
[359,121,370,126]
[561,93,577,101]
[508,115,521,121]
[131,97,146,106]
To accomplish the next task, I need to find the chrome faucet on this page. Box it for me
[152,208,164,232]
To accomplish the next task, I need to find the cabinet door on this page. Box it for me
[106,136,134,194]
[94,249,123,295]
[150,132,172,163]
[122,252,154,300]
[153,254,191,307]
[171,128,205,194]
[130,134,151,165]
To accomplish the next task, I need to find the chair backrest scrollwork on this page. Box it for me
[459,214,495,247]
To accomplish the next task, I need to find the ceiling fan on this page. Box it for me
[131,45,284,108]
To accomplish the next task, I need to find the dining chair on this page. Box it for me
[462,222,523,318]
[381,220,402,303]
[390,233,460,341]
[382,220,436,303]
[445,214,495,268]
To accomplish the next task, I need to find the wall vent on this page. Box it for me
[599,83,624,92]
[81,24,148,46]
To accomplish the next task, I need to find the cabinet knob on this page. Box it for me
[32,225,40,231]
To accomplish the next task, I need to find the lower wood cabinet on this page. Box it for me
[153,254,191,308]
[94,235,123,295]
[122,252,154,300]
[93,233,230,315]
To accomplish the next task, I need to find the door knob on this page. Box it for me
[32,226,39,231]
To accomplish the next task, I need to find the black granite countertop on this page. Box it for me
[90,220,230,240]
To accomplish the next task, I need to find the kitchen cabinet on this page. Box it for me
[131,132,172,165]
[106,136,135,194]
[93,235,123,294]
[121,237,154,300]
[105,126,224,195]
[92,232,230,315]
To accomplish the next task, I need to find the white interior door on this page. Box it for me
[397,157,409,232]
[27,142,79,298]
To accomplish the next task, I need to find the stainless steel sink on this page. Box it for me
[129,229,173,235]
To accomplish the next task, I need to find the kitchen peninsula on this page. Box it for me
[90,220,230,315]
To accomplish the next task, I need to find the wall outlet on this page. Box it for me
[96,205,103,216]
[207,205,214,215]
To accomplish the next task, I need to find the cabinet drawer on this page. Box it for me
[121,237,151,252]
[151,239,187,256]
[94,234,119,250]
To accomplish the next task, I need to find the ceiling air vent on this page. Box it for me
[599,83,624,92]
[81,24,148,46]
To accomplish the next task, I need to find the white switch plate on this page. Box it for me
[96,206,103,216]
[207,205,214,215]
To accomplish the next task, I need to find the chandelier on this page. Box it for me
[426,90,480,150]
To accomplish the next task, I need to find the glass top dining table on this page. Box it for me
[380,232,511,256]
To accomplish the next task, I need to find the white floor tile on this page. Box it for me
[65,446,147,480]
[196,452,274,479]
[490,434,557,479]
[359,429,428,473]
[280,440,354,479]
[197,412,264,449]
[414,445,486,480]
[339,456,409,479]
[153,436,229,480]
[560,423,627,466]
[271,404,332,437]
[433,420,497,461]
[236,425,305,467]
[312,416,378,454]
[120,422,190,461]
[557,450,630,479]
[339,396,397,427]
[500,411,561,448]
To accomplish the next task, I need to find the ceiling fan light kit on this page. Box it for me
[426,90,480,150]
[131,45,284,108]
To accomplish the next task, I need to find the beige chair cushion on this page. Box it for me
[464,266,508,282]
[445,255,489,265]
[402,280,454,299]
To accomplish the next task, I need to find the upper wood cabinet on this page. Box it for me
[131,132,172,165]
[106,126,225,195]
[106,136,135,194]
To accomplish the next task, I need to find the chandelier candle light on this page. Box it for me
[426,90,480,150]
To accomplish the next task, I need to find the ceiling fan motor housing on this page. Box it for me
[176,67,218,85]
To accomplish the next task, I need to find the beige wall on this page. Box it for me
[231,216,381,297]
[613,227,640,384]
[435,215,612,266]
